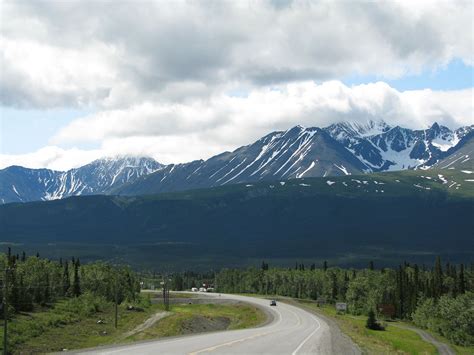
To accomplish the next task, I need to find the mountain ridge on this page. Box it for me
[1,120,472,203]
[0,156,162,204]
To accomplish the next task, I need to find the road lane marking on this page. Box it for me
[188,305,289,355]
[189,304,313,355]
[82,295,312,355]
[291,315,321,355]
[188,306,308,355]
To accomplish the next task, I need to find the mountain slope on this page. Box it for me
[115,127,368,196]
[0,157,162,204]
[2,121,472,203]
[432,131,474,171]
[325,121,473,171]
[1,169,472,269]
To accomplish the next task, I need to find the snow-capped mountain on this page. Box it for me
[0,157,162,204]
[113,126,368,196]
[432,130,474,171]
[1,121,472,203]
[325,120,473,171]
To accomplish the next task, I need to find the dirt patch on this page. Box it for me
[122,311,171,339]
[180,315,231,335]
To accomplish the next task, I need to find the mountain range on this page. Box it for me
[0,157,162,204]
[1,167,472,269]
[1,120,472,204]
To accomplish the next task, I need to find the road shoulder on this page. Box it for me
[279,298,362,355]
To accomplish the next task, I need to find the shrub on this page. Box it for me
[412,292,474,346]
[366,309,384,330]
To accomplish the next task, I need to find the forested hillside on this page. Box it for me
[1,169,473,269]
[216,258,474,346]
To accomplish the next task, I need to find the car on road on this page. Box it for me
[270,300,277,306]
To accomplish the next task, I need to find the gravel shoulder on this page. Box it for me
[280,298,362,355]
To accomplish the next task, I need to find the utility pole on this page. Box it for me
[114,277,118,329]
[3,268,9,355]
[162,278,170,311]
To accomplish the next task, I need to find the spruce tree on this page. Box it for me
[72,260,81,297]
[459,263,466,294]
[366,309,383,330]
[62,262,70,296]
[434,256,443,298]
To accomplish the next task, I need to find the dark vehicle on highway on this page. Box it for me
[270,300,277,306]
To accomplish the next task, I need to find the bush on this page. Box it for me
[366,309,384,330]
[412,292,474,346]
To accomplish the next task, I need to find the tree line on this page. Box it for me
[0,249,141,316]
[214,257,473,346]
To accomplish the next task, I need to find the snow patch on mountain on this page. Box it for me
[0,156,162,204]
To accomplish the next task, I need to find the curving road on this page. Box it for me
[78,293,359,355]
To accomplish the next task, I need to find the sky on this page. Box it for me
[0,0,473,171]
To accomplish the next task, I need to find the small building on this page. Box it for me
[377,303,396,318]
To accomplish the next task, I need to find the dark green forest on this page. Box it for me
[214,258,474,346]
[1,169,473,269]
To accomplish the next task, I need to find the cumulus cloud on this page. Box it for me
[0,146,103,171]
[52,81,473,144]
[1,0,472,108]
[1,81,468,170]
[1,1,472,171]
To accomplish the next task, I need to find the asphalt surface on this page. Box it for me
[78,293,360,355]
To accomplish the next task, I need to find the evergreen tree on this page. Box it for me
[369,261,374,270]
[434,256,443,298]
[72,260,81,297]
[366,309,383,330]
[459,263,466,294]
[43,273,50,304]
[62,262,70,296]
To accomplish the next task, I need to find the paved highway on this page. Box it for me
[79,293,359,355]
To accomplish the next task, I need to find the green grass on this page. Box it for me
[402,323,474,355]
[1,293,265,354]
[4,294,160,354]
[293,301,437,355]
[127,303,266,342]
[235,294,438,355]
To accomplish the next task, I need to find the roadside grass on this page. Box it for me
[396,321,474,355]
[293,300,437,355]
[127,303,266,342]
[142,290,198,298]
[452,343,474,355]
[234,294,440,355]
[6,294,161,354]
[1,293,265,354]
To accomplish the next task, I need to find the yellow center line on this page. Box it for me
[188,305,304,355]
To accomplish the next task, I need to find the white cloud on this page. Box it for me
[0,146,102,171]
[1,1,472,171]
[1,0,472,108]
[2,80,471,170]
[52,81,473,145]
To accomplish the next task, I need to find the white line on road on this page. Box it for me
[188,307,284,355]
[291,315,321,355]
